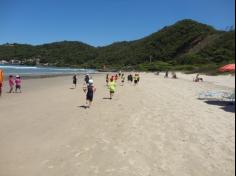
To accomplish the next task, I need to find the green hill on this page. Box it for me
[0,19,235,73]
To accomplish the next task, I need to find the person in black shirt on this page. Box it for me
[84,74,90,84]
[83,79,96,108]
[73,74,77,88]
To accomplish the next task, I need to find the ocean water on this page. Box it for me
[0,65,96,76]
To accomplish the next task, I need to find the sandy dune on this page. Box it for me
[0,73,235,176]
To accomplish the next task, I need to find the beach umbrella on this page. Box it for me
[219,64,235,72]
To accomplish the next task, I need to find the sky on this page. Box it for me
[0,0,235,46]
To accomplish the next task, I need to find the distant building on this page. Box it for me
[0,60,9,64]
[10,59,21,64]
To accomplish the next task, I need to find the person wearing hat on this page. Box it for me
[15,75,22,93]
[0,69,4,96]
[84,79,96,108]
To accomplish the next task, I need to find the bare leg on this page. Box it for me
[9,87,13,93]
[110,92,114,99]
[86,100,89,107]
[88,101,92,108]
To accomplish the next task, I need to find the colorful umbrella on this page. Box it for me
[219,64,235,72]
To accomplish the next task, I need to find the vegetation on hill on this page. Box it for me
[0,19,235,73]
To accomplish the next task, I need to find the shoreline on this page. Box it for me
[1,72,104,80]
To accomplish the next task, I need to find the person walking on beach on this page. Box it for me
[118,71,121,77]
[108,76,116,99]
[73,74,77,88]
[164,71,169,78]
[106,74,109,85]
[127,75,130,82]
[121,73,125,86]
[134,74,139,85]
[171,72,177,79]
[130,74,133,83]
[115,74,118,81]
[127,74,133,83]
[137,73,140,83]
[83,79,96,108]
[15,75,22,93]
[8,75,14,93]
[84,74,90,84]
[0,69,4,96]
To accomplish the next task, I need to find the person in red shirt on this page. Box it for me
[8,75,14,93]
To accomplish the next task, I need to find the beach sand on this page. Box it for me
[0,73,235,176]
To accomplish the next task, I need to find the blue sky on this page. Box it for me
[0,0,235,46]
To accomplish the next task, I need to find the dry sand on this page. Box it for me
[0,73,235,176]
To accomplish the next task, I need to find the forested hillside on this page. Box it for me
[0,19,234,73]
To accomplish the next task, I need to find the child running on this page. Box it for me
[108,76,117,99]
[15,75,22,93]
[83,79,96,108]
[8,75,14,93]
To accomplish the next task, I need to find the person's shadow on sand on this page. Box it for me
[205,101,235,113]
[78,105,89,109]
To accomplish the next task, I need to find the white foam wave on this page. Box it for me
[0,65,38,69]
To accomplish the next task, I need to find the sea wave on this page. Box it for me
[0,65,38,69]
[0,64,96,76]
[0,65,89,71]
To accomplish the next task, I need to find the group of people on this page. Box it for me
[71,74,96,108]
[193,74,204,82]
[164,71,177,79]
[0,69,22,97]
[157,70,204,82]
[8,75,22,93]
[72,72,140,108]
[106,72,140,99]
[127,73,140,85]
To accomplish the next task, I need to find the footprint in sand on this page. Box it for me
[48,165,54,169]
[41,160,50,165]
[74,152,83,157]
